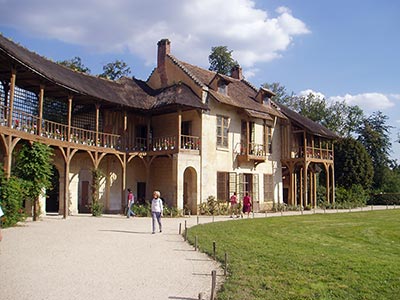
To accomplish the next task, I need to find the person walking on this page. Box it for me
[151,191,163,234]
[126,189,135,218]
[229,192,239,218]
[242,192,252,218]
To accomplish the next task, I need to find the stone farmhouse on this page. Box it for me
[0,34,338,217]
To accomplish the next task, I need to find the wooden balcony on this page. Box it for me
[0,104,200,155]
[237,142,266,164]
[289,146,333,161]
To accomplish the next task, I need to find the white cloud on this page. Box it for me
[0,0,310,70]
[298,89,326,99]
[329,93,395,112]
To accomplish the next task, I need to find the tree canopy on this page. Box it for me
[98,59,131,80]
[357,111,392,190]
[334,137,373,190]
[58,56,91,73]
[208,46,238,75]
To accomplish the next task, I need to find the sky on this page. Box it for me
[0,0,399,161]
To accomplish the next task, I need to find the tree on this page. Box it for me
[208,46,238,75]
[357,111,392,190]
[325,101,364,137]
[99,60,131,80]
[58,56,91,73]
[262,82,365,138]
[262,82,297,107]
[334,137,373,190]
[14,142,53,221]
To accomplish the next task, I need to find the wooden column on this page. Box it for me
[331,164,335,204]
[300,168,303,208]
[303,164,308,208]
[313,171,317,207]
[325,163,330,204]
[37,85,44,136]
[67,96,72,142]
[294,172,297,206]
[177,110,182,149]
[123,110,128,151]
[246,121,250,155]
[95,104,100,146]
[121,154,127,213]
[8,68,16,128]
[147,117,151,150]
[64,154,70,219]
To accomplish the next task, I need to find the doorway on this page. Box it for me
[183,167,197,214]
[46,165,60,213]
[137,182,146,205]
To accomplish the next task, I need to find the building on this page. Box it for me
[0,34,337,217]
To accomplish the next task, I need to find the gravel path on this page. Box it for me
[0,215,222,300]
[1,206,396,300]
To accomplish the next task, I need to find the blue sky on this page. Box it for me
[1,0,399,161]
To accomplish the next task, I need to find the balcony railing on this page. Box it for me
[181,135,200,150]
[241,143,266,158]
[0,105,201,154]
[151,136,177,151]
[290,146,333,160]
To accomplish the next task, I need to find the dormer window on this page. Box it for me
[218,81,227,95]
[263,95,271,105]
[256,87,276,104]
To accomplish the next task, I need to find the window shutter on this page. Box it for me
[238,173,244,200]
[252,174,259,203]
[229,172,237,195]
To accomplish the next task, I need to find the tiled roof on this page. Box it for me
[0,34,204,112]
[276,103,339,139]
[170,56,286,119]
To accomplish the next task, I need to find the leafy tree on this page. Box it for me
[334,137,373,190]
[297,93,328,124]
[325,101,364,137]
[0,165,27,227]
[263,82,365,138]
[357,111,392,190]
[58,56,91,73]
[208,46,238,75]
[262,82,297,107]
[99,59,131,80]
[14,142,53,221]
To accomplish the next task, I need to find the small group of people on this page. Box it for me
[126,189,163,234]
[229,192,252,218]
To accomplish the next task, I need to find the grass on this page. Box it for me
[187,210,400,300]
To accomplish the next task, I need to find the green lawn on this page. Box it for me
[187,210,400,300]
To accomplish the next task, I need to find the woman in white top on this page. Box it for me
[151,191,163,234]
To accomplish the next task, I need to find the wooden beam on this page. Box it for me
[8,68,16,128]
[37,85,44,136]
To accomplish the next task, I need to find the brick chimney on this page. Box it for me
[157,39,170,87]
[231,65,243,80]
[157,39,170,68]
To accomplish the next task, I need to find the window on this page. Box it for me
[264,174,274,201]
[265,125,272,153]
[218,81,227,94]
[217,172,236,202]
[238,173,258,203]
[181,121,192,136]
[217,115,229,148]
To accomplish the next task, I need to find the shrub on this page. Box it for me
[335,184,369,208]
[0,176,27,227]
[368,193,400,205]
[88,201,103,217]
[132,202,151,217]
